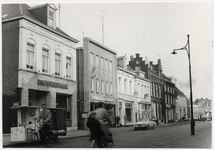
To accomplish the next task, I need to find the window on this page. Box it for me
[105,59,108,71]
[96,55,99,67]
[42,48,49,73]
[90,53,94,66]
[124,79,127,94]
[129,81,132,95]
[48,10,54,28]
[118,77,121,93]
[91,78,95,92]
[55,53,61,76]
[109,61,113,72]
[66,57,72,78]
[159,85,161,98]
[106,81,108,94]
[101,57,104,69]
[101,80,104,94]
[26,43,34,70]
[110,82,112,95]
[141,85,143,97]
[96,78,99,93]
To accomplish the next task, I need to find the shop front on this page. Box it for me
[118,96,135,126]
[13,71,78,131]
[90,95,116,124]
[137,98,151,121]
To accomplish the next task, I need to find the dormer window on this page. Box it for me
[47,4,57,29]
[48,10,54,28]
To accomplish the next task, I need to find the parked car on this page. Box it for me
[134,118,157,130]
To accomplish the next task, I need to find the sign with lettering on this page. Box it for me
[91,95,114,103]
[37,79,68,89]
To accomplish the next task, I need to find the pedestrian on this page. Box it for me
[124,115,127,127]
[115,116,120,128]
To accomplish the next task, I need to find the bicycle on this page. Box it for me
[91,127,114,148]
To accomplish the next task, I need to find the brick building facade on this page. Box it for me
[2,4,79,133]
[77,37,118,129]
[127,53,164,124]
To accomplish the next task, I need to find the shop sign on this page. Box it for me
[92,95,114,103]
[37,79,68,89]
[81,112,88,119]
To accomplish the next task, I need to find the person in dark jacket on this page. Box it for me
[87,102,112,142]
[115,116,120,128]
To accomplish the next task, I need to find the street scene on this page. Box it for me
[5,121,211,148]
[1,1,212,148]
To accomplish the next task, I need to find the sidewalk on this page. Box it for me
[2,121,189,147]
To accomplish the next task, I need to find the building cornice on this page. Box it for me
[2,15,79,43]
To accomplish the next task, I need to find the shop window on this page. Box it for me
[26,43,35,70]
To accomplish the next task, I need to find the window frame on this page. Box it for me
[55,52,61,76]
[26,42,35,70]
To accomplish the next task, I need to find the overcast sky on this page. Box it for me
[3,0,213,100]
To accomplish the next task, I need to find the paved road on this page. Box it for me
[8,121,211,148]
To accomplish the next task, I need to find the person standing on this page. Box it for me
[115,116,120,128]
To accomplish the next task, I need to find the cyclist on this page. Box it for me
[87,102,112,143]
[35,104,52,141]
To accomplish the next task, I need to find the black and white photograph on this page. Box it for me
[1,0,212,148]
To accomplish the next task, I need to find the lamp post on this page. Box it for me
[171,34,195,135]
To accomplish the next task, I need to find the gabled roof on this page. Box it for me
[2,4,78,43]
[175,86,185,96]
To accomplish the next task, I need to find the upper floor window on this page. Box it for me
[129,81,132,95]
[110,82,113,95]
[101,57,104,69]
[42,48,49,73]
[66,56,72,79]
[118,77,121,93]
[101,80,104,94]
[96,55,99,67]
[105,59,108,71]
[48,10,55,28]
[55,53,61,76]
[124,79,127,94]
[90,53,94,66]
[109,61,113,72]
[26,43,35,70]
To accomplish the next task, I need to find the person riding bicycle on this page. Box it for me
[87,102,112,142]
[35,104,52,141]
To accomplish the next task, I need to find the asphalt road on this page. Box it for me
[8,121,212,148]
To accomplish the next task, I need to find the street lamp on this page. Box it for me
[171,34,195,135]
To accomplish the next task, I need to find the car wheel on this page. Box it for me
[134,127,138,130]
[152,125,155,129]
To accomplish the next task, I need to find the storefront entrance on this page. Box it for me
[56,94,72,127]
